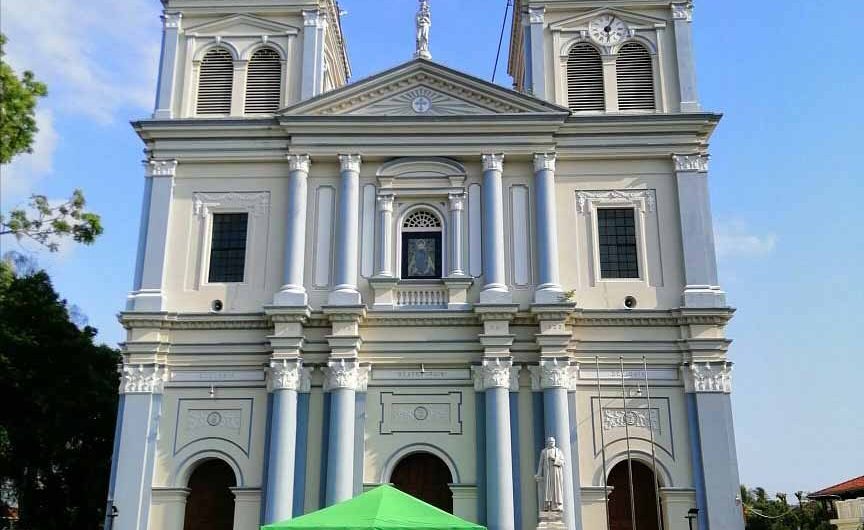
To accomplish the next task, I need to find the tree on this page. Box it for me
[0,33,103,252]
[0,255,120,529]
[741,485,834,530]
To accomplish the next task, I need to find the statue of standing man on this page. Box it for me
[536,437,566,515]
[415,0,431,59]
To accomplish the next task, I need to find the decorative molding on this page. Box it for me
[339,154,362,173]
[192,191,270,218]
[302,9,326,28]
[162,12,182,30]
[376,194,395,212]
[575,189,656,214]
[287,154,311,173]
[530,359,578,391]
[448,193,465,211]
[121,364,168,394]
[533,152,557,173]
[267,359,312,392]
[579,367,679,381]
[481,153,504,172]
[472,358,518,391]
[145,159,178,178]
[528,6,546,24]
[671,2,694,22]
[323,358,370,392]
[380,392,462,435]
[602,408,660,433]
[673,154,708,173]
[120,313,270,330]
[350,86,492,116]
[682,362,732,393]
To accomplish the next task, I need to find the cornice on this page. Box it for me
[120,312,270,330]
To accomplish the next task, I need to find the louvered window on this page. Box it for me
[616,42,655,111]
[567,43,605,112]
[245,48,282,114]
[196,48,234,115]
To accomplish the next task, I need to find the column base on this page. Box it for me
[273,286,308,306]
[126,289,165,312]
[534,285,565,304]
[329,287,362,305]
[683,286,726,308]
[480,285,512,304]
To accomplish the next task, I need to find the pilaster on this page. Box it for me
[153,13,182,119]
[275,155,311,306]
[528,6,547,100]
[671,2,701,112]
[301,10,327,100]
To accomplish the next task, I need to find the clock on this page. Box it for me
[588,15,629,46]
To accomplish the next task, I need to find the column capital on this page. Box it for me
[324,358,370,392]
[145,159,178,178]
[671,2,694,22]
[162,12,182,30]
[682,361,732,393]
[267,359,312,392]
[673,153,709,173]
[448,192,465,211]
[533,152,557,172]
[120,363,168,394]
[287,154,311,173]
[472,358,518,391]
[376,194,394,212]
[338,154,362,173]
[481,153,504,172]
[528,5,546,24]
[529,358,577,391]
[303,9,326,28]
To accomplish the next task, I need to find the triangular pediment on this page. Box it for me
[280,59,569,117]
[550,7,666,32]
[186,14,300,37]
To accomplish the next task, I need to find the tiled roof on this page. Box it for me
[810,475,864,498]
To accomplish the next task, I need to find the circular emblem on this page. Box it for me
[411,95,432,114]
[413,406,429,421]
[206,411,223,427]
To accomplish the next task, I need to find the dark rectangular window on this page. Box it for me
[597,208,639,279]
[401,232,442,279]
[208,213,248,283]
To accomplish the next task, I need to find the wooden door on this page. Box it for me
[183,459,236,530]
[390,452,454,513]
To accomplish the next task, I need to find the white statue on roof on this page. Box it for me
[415,0,431,59]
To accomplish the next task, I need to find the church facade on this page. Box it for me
[108,1,744,530]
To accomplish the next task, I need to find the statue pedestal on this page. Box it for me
[536,512,566,530]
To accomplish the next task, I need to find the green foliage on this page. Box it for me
[0,257,121,529]
[741,485,834,530]
[0,189,104,252]
[0,33,47,164]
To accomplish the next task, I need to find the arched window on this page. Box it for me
[196,48,234,115]
[567,43,605,111]
[401,209,442,279]
[616,42,655,110]
[244,48,282,114]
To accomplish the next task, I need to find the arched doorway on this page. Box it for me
[607,460,661,530]
[183,459,236,530]
[390,452,453,513]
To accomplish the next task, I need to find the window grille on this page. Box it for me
[597,208,639,279]
[245,48,282,114]
[208,213,248,282]
[403,210,442,229]
[197,48,234,115]
[567,43,605,111]
[616,42,655,110]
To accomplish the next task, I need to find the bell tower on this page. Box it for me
[151,0,350,120]
[509,0,700,113]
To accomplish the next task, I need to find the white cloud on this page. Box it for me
[715,219,777,259]
[1,0,161,123]
[0,108,58,201]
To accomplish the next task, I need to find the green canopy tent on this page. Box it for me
[261,484,486,530]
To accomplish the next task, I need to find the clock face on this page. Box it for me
[589,15,629,46]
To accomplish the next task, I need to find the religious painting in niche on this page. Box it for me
[401,209,443,279]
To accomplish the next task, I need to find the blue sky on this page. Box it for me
[1,0,861,497]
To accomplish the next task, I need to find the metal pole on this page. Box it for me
[643,356,664,530]
[620,356,637,530]
[596,356,612,530]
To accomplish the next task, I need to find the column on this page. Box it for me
[602,54,619,112]
[533,153,563,303]
[480,154,510,304]
[264,359,311,523]
[532,360,580,530]
[673,154,726,308]
[473,359,517,530]
[448,192,466,276]
[330,154,362,305]
[683,362,744,530]
[153,13,182,119]
[374,194,394,277]
[527,6,547,100]
[671,2,700,112]
[323,358,369,505]
[275,155,311,306]
[108,364,167,530]
[127,160,176,312]
[301,10,325,100]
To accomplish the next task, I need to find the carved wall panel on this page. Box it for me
[173,398,253,455]
[380,392,463,434]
